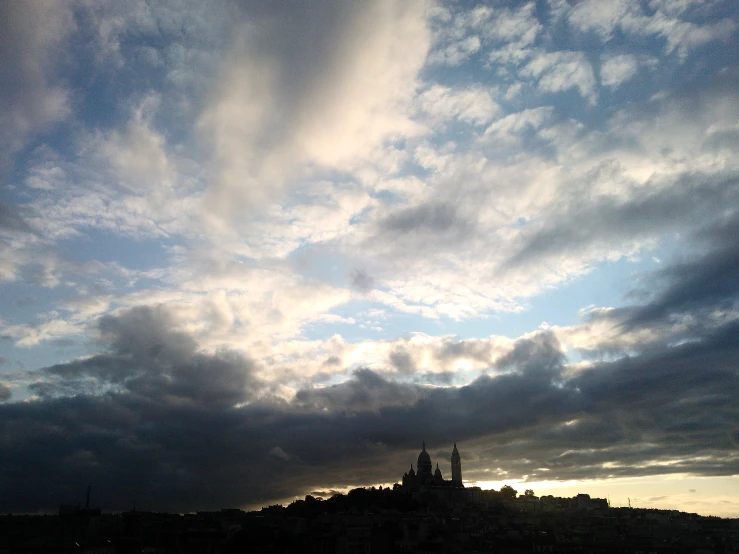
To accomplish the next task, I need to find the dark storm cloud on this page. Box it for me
[626,216,739,328]
[295,368,424,412]
[0,382,11,401]
[2,308,739,512]
[416,371,455,385]
[0,328,573,512]
[496,331,564,374]
[389,348,417,374]
[483,320,739,483]
[38,305,256,408]
[435,338,494,365]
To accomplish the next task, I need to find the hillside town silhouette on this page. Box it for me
[2,442,737,553]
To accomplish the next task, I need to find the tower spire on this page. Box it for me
[451,442,463,487]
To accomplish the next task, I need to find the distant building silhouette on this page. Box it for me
[401,441,464,493]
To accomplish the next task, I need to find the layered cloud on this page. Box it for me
[2,288,737,512]
[1,0,739,515]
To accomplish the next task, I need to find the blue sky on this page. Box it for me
[1,0,739,515]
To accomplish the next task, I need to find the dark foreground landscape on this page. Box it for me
[2,486,738,553]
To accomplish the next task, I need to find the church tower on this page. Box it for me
[451,442,462,487]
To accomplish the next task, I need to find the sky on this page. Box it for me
[1,0,738,517]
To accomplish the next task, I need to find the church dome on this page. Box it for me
[417,442,432,475]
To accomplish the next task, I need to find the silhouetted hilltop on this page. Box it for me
[1,486,738,553]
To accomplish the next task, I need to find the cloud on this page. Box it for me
[3,0,739,517]
[484,2,542,66]
[269,446,289,461]
[625,216,739,329]
[567,0,633,41]
[350,269,375,293]
[0,0,73,169]
[0,201,35,234]
[427,34,481,66]
[484,107,555,143]
[375,201,473,242]
[484,2,541,44]
[2,304,739,512]
[503,173,739,272]
[631,12,736,59]
[94,97,175,198]
[566,0,737,58]
[521,51,598,105]
[418,85,499,126]
[295,368,425,413]
[39,305,258,408]
[199,0,430,223]
[496,331,565,374]
[600,54,640,89]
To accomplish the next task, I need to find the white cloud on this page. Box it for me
[419,85,500,126]
[568,0,634,41]
[521,51,598,105]
[22,101,199,242]
[485,3,542,66]
[96,96,174,197]
[600,54,642,89]
[427,35,481,66]
[484,107,554,143]
[654,17,736,58]
[198,0,431,226]
[485,2,541,44]
[1,318,81,348]
[563,0,736,58]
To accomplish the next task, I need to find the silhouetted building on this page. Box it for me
[401,441,464,493]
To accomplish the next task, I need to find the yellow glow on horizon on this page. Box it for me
[468,474,739,518]
[243,475,739,518]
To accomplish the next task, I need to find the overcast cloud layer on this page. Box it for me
[1,0,738,516]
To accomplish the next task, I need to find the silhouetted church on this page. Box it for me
[401,442,464,492]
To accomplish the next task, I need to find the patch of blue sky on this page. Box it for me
[0,340,89,376]
[301,299,388,343]
[0,282,76,325]
[287,244,355,289]
[57,228,175,272]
